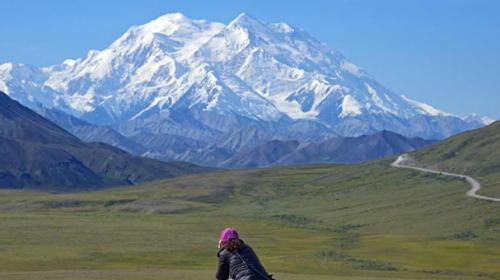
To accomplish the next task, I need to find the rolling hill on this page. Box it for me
[0,91,207,190]
[409,121,500,198]
[412,121,500,176]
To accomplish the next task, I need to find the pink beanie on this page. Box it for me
[219,227,239,242]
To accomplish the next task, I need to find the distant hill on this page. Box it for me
[0,91,208,190]
[412,121,500,177]
[38,107,148,155]
[221,140,300,168]
[220,130,435,168]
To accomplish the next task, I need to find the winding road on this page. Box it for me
[391,154,500,202]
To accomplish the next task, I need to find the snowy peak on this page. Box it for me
[123,13,223,45]
[227,12,272,36]
[0,12,490,140]
[106,12,224,63]
[147,12,191,26]
[463,113,495,126]
[127,12,219,38]
[230,12,260,25]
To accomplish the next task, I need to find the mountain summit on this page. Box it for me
[0,13,491,165]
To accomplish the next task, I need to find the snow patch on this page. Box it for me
[341,61,363,77]
[0,80,8,94]
[273,95,317,119]
[340,95,362,118]
[402,95,450,117]
[63,59,77,67]
[463,113,496,125]
[0,62,14,74]
[271,22,295,33]
[365,83,396,114]
[481,117,496,125]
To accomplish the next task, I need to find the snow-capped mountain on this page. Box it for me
[462,113,495,126]
[0,12,492,165]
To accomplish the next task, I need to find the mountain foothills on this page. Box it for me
[0,91,207,190]
[0,13,493,166]
[221,131,434,168]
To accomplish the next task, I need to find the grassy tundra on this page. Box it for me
[0,157,499,280]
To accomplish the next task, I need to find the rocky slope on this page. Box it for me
[0,91,207,190]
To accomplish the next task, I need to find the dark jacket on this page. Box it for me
[216,241,272,280]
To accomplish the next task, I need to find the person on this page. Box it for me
[216,227,274,280]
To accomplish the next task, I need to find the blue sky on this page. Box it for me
[1,0,499,119]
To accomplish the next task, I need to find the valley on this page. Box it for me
[0,152,498,279]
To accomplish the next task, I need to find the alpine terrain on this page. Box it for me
[0,13,492,166]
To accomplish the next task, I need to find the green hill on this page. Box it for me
[0,123,499,280]
[412,120,500,196]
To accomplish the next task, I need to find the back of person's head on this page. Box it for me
[226,238,242,252]
[219,227,242,252]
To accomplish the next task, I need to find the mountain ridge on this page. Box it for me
[0,12,493,166]
[0,91,207,190]
[220,130,435,168]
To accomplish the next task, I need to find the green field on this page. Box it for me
[0,157,499,280]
